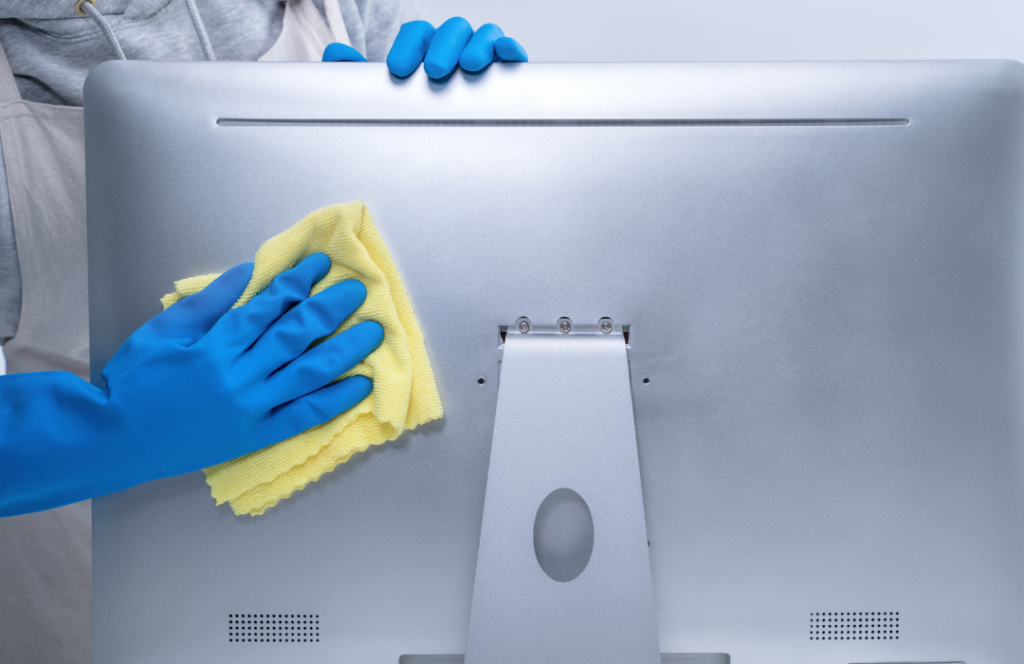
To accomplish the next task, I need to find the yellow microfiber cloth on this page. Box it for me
[160,201,443,516]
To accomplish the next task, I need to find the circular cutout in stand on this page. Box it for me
[533,488,594,582]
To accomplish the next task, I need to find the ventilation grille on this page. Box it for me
[228,614,319,643]
[810,612,899,641]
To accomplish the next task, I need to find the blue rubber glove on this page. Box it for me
[387,18,528,79]
[321,17,527,79]
[322,42,367,63]
[0,253,384,517]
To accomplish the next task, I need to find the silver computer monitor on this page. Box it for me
[86,61,1024,664]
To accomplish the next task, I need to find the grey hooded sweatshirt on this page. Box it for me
[0,3,423,663]
[0,0,423,346]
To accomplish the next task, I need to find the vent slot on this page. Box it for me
[228,614,320,643]
[218,118,910,128]
[810,611,899,641]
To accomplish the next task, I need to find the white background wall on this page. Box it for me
[1,0,1017,377]
[422,0,1024,63]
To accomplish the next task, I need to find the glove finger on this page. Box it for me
[322,42,367,62]
[264,375,373,443]
[459,23,504,73]
[424,17,473,79]
[262,321,384,406]
[245,279,368,378]
[146,261,253,346]
[494,36,528,62]
[386,21,435,77]
[209,253,331,349]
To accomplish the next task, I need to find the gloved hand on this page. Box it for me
[322,17,528,79]
[0,253,383,517]
[322,42,367,63]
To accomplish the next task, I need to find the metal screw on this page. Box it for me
[599,318,613,334]
[517,317,531,334]
[558,318,572,334]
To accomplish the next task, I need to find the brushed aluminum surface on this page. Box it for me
[85,61,1024,664]
[464,333,659,664]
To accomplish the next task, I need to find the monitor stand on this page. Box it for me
[404,323,728,664]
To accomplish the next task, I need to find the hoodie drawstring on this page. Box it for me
[79,1,126,60]
[184,0,217,61]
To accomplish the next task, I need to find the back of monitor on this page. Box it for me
[86,61,1024,664]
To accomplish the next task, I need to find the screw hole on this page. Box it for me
[477,377,485,384]
[642,377,650,384]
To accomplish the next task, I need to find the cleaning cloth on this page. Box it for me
[160,201,443,515]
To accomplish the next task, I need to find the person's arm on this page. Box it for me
[0,253,383,517]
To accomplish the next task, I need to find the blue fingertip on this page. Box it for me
[322,42,367,62]
[477,23,505,36]
[318,279,368,313]
[203,261,254,299]
[298,253,332,282]
[331,278,367,303]
[346,375,374,397]
[224,261,255,284]
[328,374,374,414]
[353,320,386,349]
[494,36,528,62]
[155,260,253,341]
[424,17,473,79]
[459,23,504,73]
[387,20,435,77]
